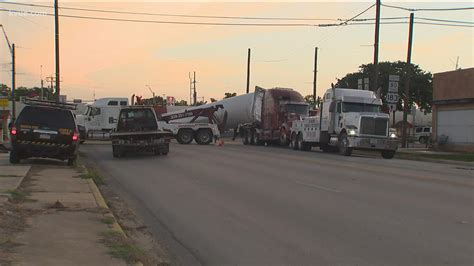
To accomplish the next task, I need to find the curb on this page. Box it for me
[87,178,126,236]
[0,165,31,204]
[85,168,144,266]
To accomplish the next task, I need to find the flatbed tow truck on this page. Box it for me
[111,106,172,157]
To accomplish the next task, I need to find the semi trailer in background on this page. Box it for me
[289,88,398,158]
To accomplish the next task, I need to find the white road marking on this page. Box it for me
[295,181,342,193]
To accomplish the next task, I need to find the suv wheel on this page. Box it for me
[67,157,76,166]
[9,150,20,164]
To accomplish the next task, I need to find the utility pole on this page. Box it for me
[313,47,318,109]
[189,72,192,105]
[40,65,44,99]
[54,0,60,102]
[402,13,414,148]
[373,0,381,93]
[11,44,16,120]
[246,48,251,94]
[193,71,197,106]
[1,25,16,121]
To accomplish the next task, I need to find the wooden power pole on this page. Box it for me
[402,13,414,148]
[373,0,381,93]
[54,0,60,102]
[246,48,251,94]
[11,43,16,121]
[313,47,318,109]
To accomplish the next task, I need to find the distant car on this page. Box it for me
[9,99,79,165]
[414,126,432,143]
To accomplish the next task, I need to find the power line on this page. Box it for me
[1,8,472,28]
[382,3,474,12]
[0,1,340,21]
[417,17,474,25]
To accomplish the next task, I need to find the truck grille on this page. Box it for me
[360,117,388,136]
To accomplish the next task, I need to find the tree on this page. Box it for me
[335,61,433,112]
[0,84,10,97]
[175,100,188,106]
[304,95,321,108]
[224,92,237,99]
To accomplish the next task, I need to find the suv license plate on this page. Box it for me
[39,134,51,140]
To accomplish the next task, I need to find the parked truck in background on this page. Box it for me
[76,97,129,142]
[234,86,309,145]
[290,88,398,158]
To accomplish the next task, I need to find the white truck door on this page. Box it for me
[87,107,102,131]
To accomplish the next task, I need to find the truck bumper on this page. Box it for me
[348,137,398,151]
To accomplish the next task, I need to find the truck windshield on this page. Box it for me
[342,102,381,113]
[285,104,309,115]
[117,108,157,131]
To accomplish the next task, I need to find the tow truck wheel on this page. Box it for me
[300,134,312,151]
[177,129,193,144]
[381,150,395,159]
[112,146,124,158]
[242,130,249,145]
[291,133,299,150]
[338,133,352,156]
[195,129,212,145]
[249,130,256,145]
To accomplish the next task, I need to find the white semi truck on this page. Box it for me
[289,88,398,158]
[76,97,129,141]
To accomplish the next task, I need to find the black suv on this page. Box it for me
[9,99,79,165]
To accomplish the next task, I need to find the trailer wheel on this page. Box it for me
[195,129,212,145]
[177,129,193,144]
[249,130,256,145]
[381,150,395,159]
[279,128,290,146]
[291,133,299,150]
[255,134,264,146]
[338,133,352,156]
[242,130,249,145]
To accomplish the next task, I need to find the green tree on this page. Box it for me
[304,95,321,108]
[224,92,237,99]
[335,61,433,112]
[175,100,188,106]
[0,84,10,97]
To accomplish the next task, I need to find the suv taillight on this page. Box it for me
[72,132,79,141]
[11,126,17,135]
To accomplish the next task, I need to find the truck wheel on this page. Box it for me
[338,133,352,156]
[9,149,20,164]
[67,157,76,166]
[381,150,395,159]
[291,133,299,150]
[195,129,212,145]
[177,129,193,144]
[242,130,249,145]
[279,129,290,146]
[249,130,256,145]
[112,146,121,158]
[300,134,312,151]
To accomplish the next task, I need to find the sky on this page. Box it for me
[0,1,472,103]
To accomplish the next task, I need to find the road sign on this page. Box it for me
[0,98,8,108]
[386,92,399,103]
[388,81,399,92]
[389,75,400,82]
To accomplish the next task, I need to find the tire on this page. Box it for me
[255,134,264,146]
[161,151,169,156]
[242,130,249,145]
[381,150,396,159]
[67,157,76,166]
[195,129,213,145]
[279,128,290,146]
[154,149,161,156]
[300,134,312,151]
[419,137,425,144]
[9,149,20,164]
[177,129,193,144]
[291,133,299,150]
[112,146,121,158]
[79,140,85,144]
[338,133,352,156]
[249,130,255,145]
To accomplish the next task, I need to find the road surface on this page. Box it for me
[82,141,474,265]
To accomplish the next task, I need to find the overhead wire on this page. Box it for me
[381,3,474,12]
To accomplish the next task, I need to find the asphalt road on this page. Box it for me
[82,141,474,266]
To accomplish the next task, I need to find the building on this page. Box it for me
[432,68,474,152]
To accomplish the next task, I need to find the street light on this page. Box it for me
[0,24,16,121]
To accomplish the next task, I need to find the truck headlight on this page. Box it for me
[390,133,397,139]
[348,129,357,136]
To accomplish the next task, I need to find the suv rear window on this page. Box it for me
[117,108,157,131]
[16,106,76,130]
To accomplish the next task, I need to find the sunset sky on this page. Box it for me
[1,1,472,103]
